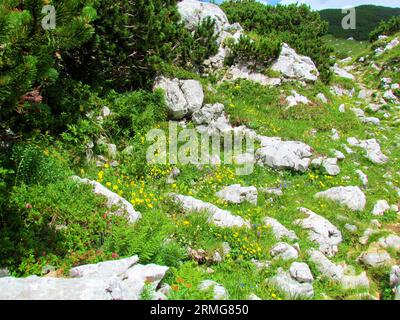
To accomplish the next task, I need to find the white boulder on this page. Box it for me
[315,186,366,211]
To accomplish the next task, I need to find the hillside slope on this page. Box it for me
[320,5,400,40]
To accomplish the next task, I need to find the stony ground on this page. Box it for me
[1,2,399,301]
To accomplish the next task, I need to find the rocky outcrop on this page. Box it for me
[223,64,281,86]
[271,43,319,82]
[216,184,258,205]
[315,186,366,211]
[268,268,314,299]
[170,194,251,228]
[198,280,229,300]
[264,217,298,241]
[72,176,141,223]
[347,137,388,164]
[270,242,299,261]
[0,256,168,300]
[256,136,313,172]
[178,0,243,70]
[153,77,204,119]
[296,208,342,257]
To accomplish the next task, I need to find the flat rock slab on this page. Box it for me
[153,77,204,120]
[73,176,141,223]
[0,257,168,300]
[216,184,258,205]
[268,268,314,299]
[271,43,319,82]
[296,208,342,257]
[256,136,313,172]
[198,280,229,300]
[170,194,251,228]
[315,186,366,211]
[264,217,298,241]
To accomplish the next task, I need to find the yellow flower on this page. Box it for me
[183,220,190,226]
[106,182,112,187]
[104,163,110,168]
[113,185,118,191]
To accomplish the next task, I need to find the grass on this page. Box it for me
[3,33,400,300]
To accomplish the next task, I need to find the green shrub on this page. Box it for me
[11,143,71,186]
[64,0,218,91]
[221,0,334,82]
[370,15,400,42]
[0,178,123,274]
[0,0,97,134]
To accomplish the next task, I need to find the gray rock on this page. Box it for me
[316,93,328,103]
[270,242,299,261]
[224,64,281,86]
[315,186,366,211]
[308,250,344,281]
[289,262,314,283]
[248,293,262,300]
[264,217,298,241]
[345,224,358,233]
[358,246,393,267]
[341,272,370,290]
[390,266,400,287]
[378,235,400,251]
[256,136,313,172]
[0,268,10,278]
[296,208,342,257]
[198,280,228,300]
[154,77,204,119]
[216,184,258,205]
[70,256,139,278]
[333,64,354,80]
[261,187,284,197]
[268,268,314,299]
[286,90,310,107]
[356,170,368,186]
[72,177,141,223]
[347,137,388,164]
[192,103,225,125]
[0,258,169,300]
[271,43,319,82]
[372,200,390,216]
[170,194,250,228]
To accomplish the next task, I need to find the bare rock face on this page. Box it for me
[289,262,314,283]
[223,64,281,86]
[268,268,314,299]
[315,186,366,211]
[153,77,204,120]
[198,280,229,300]
[270,242,299,261]
[358,245,393,268]
[170,194,251,228]
[256,136,313,172]
[347,137,388,164]
[72,176,141,223]
[177,0,243,70]
[0,256,169,300]
[271,43,319,82]
[216,184,258,205]
[264,217,298,241]
[296,208,342,257]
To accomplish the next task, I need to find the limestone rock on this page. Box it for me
[296,208,342,257]
[256,136,313,172]
[268,268,314,299]
[270,242,299,261]
[271,43,319,82]
[264,217,298,241]
[372,200,390,216]
[289,262,314,283]
[154,77,204,119]
[315,186,366,211]
[216,184,258,205]
[198,280,228,300]
[170,194,251,228]
[72,176,141,223]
